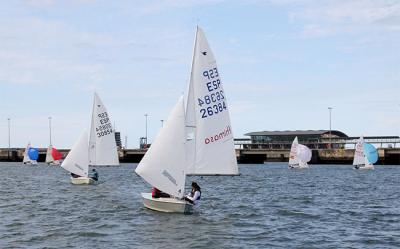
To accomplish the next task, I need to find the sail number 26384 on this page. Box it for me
[198,67,227,119]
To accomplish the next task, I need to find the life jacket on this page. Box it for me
[152,188,161,198]
[191,189,201,200]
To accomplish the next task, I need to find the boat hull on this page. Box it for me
[70,177,95,185]
[289,164,309,169]
[354,165,374,170]
[47,161,61,166]
[23,161,38,165]
[141,193,193,214]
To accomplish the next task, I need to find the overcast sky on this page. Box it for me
[0,0,399,148]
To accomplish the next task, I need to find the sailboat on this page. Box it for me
[60,92,119,184]
[353,136,377,170]
[289,137,312,169]
[61,131,93,184]
[23,143,38,165]
[135,26,239,213]
[45,145,62,165]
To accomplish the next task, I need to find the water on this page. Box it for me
[1,162,399,249]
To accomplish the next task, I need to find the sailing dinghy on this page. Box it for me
[46,145,62,165]
[135,26,239,213]
[289,137,312,169]
[353,136,377,170]
[23,143,38,165]
[60,92,119,184]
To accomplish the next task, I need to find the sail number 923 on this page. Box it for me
[96,112,113,137]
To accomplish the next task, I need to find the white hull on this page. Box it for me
[141,193,193,214]
[354,165,374,170]
[24,161,38,165]
[47,161,61,166]
[289,164,309,169]
[70,177,95,185]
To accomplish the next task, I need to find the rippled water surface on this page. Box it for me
[1,162,400,248]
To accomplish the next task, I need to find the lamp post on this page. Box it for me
[161,119,164,127]
[48,116,52,146]
[144,114,148,146]
[328,107,333,149]
[7,118,10,160]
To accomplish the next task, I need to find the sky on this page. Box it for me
[0,0,399,149]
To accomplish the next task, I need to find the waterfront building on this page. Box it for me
[244,130,348,149]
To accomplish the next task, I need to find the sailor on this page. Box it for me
[89,169,99,181]
[184,182,201,205]
[151,187,170,198]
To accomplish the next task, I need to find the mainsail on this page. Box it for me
[45,145,54,163]
[289,137,299,165]
[185,27,238,176]
[23,143,31,163]
[89,92,119,166]
[353,137,365,166]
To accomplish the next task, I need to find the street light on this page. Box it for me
[328,107,333,149]
[48,116,52,146]
[161,119,164,127]
[144,114,148,146]
[7,118,10,160]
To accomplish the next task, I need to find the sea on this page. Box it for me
[1,162,399,249]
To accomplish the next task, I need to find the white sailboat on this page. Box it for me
[353,136,377,170]
[45,145,62,165]
[61,130,94,184]
[23,143,38,165]
[135,26,239,213]
[289,137,312,169]
[60,92,119,184]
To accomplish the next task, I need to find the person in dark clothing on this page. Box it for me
[89,169,99,181]
[152,187,170,198]
[184,182,201,205]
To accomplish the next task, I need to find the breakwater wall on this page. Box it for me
[1,148,399,164]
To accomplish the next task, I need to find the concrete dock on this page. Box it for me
[1,147,399,164]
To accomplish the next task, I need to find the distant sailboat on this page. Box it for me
[135,26,239,213]
[353,136,377,170]
[289,137,312,169]
[45,145,62,165]
[23,143,38,165]
[60,92,119,184]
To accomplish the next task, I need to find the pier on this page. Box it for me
[1,135,399,164]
